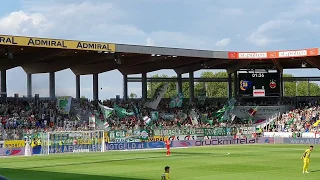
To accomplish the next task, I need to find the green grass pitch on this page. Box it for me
[0,144,319,180]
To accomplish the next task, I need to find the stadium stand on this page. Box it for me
[0,96,315,141]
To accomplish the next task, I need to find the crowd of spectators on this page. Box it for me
[266,106,320,133]
[0,96,318,141]
[0,97,245,140]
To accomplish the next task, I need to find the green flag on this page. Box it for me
[206,119,213,125]
[98,103,113,119]
[114,104,134,118]
[150,111,159,121]
[169,93,184,108]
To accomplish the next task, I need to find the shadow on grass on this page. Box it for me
[20,155,167,170]
[311,169,320,172]
[148,151,217,156]
[0,168,149,180]
[8,151,218,171]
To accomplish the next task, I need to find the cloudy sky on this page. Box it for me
[1,0,320,99]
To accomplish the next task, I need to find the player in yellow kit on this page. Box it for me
[161,166,170,180]
[301,145,313,173]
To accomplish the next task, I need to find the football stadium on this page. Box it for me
[1,35,320,179]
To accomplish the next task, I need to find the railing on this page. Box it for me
[254,112,281,129]
[0,126,258,141]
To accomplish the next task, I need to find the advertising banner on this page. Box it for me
[195,138,257,146]
[283,138,320,144]
[257,137,284,144]
[147,142,165,149]
[263,132,293,138]
[171,140,196,148]
[0,35,116,52]
[0,148,25,156]
[203,128,228,136]
[106,142,147,150]
[148,136,169,142]
[48,144,103,154]
[153,128,198,136]
[0,141,4,148]
[168,135,197,141]
[238,127,255,135]
[109,130,127,140]
[32,146,42,155]
[301,132,317,138]
[4,140,25,148]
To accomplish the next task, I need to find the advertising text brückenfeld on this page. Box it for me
[195,138,256,146]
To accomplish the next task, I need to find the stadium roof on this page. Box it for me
[0,34,319,75]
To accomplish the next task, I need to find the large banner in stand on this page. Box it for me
[153,128,204,136]
[233,105,292,120]
[108,130,147,143]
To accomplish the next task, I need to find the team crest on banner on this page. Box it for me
[269,79,276,89]
[240,80,249,91]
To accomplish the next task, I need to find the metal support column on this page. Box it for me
[233,71,238,99]
[189,72,194,103]
[123,75,128,101]
[76,75,80,100]
[93,73,99,101]
[1,70,6,99]
[49,72,55,99]
[176,73,182,94]
[279,71,283,102]
[307,78,310,96]
[227,73,232,99]
[27,74,32,98]
[142,73,147,101]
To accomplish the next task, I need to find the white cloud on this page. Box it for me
[247,19,320,47]
[148,31,210,49]
[146,37,155,46]
[215,38,231,48]
[3,0,320,99]
[0,11,50,36]
[222,8,244,16]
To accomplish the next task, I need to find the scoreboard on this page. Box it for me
[238,72,280,97]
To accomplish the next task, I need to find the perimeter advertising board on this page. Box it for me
[4,140,25,148]
[0,148,25,156]
[283,138,320,144]
[106,142,165,150]
[171,138,258,147]
[49,144,103,154]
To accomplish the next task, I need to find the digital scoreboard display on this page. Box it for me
[238,72,280,97]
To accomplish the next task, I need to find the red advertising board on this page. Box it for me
[228,48,319,59]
